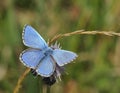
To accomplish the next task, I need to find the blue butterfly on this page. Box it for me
[20,25,77,77]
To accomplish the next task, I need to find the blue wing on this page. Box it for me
[23,25,48,49]
[36,56,55,77]
[20,48,45,68]
[52,49,77,66]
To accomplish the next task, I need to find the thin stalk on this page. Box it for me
[48,30,120,45]
[46,86,50,93]
[13,68,30,93]
[38,77,43,93]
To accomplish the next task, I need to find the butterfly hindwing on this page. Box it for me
[36,56,55,77]
[23,25,48,49]
[20,48,45,68]
[52,49,77,66]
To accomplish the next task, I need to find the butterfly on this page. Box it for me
[20,25,77,77]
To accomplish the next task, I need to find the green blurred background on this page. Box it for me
[0,0,120,93]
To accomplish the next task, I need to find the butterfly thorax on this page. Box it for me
[43,47,53,56]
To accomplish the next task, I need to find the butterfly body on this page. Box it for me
[20,25,77,77]
[42,47,53,56]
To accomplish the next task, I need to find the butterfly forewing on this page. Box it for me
[20,49,45,68]
[52,49,77,66]
[23,25,48,49]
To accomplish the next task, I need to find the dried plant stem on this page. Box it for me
[48,30,120,45]
[13,68,30,93]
